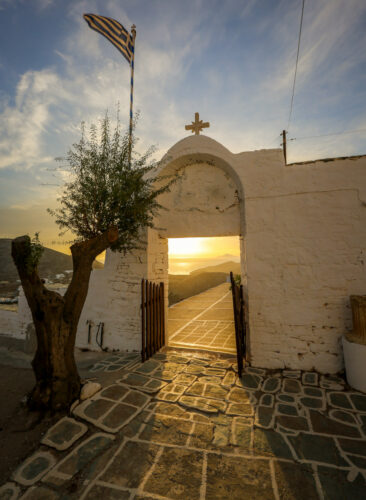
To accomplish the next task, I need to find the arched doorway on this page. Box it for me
[151,135,247,354]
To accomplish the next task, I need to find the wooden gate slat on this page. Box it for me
[161,282,165,346]
[153,283,157,353]
[230,271,246,377]
[159,282,163,349]
[157,283,161,350]
[141,279,166,362]
[151,283,154,356]
[149,282,153,358]
[141,279,146,361]
[239,284,246,357]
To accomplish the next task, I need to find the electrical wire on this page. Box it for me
[289,127,366,141]
[287,0,305,131]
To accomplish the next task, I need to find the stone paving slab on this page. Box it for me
[41,417,88,451]
[169,320,236,354]
[83,483,130,500]
[227,402,254,416]
[156,382,187,402]
[43,433,115,487]
[185,381,228,400]
[0,482,20,500]
[227,387,257,405]
[20,485,60,499]
[132,359,186,381]
[144,447,203,499]
[13,451,56,486]
[206,454,274,499]
[153,353,191,364]
[178,395,227,413]
[236,373,263,390]
[317,465,366,500]
[117,372,168,392]
[139,414,193,446]
[168,284,236,353]
[256,405,275,428]
[100,440,160,489]
[4,349,366,500]
[73,384,151,433]
[198,308,233,321]
[89,352,139,373]
[274,461,319,500]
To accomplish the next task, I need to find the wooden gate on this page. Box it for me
[230,271,246,377]
[141,279,165,362]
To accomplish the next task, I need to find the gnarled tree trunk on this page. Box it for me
[12,228,118,411]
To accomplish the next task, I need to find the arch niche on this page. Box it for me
[150,135,248,349]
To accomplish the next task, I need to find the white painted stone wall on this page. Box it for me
[0,308,22,339]
[1,133,364,374]
[0,233,167,354]
[0,289,33,340]
[151,135,366,373]
[0,287,65,345]
[76,246,147,352]
[75,228,168,352]
[157,162,241,238]
[243,154,366,372]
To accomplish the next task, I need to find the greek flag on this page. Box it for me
[83,14,134,64]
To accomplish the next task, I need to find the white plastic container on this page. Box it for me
[343,335,366,393]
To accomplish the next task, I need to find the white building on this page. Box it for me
[1,132,366,373]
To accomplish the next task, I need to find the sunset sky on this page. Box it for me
[0,0,365,256]
[168,237,240,258]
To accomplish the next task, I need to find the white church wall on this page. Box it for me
[147,230,169,341]
[0,308,22,339]
[0,287,64,345]
[2,134,363,374]
[153,158,242,344]
[240,152,366,372]
[157,162,241,238]
[76,245,148,352]
[75,228,168,352]
[156,136,366,373]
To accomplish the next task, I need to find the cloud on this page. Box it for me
[0,0,54,10]
[0,0,365,253]
[0,0,225,160]
[0,0,365,177]
[263,0,366,97]
[0,69,58,169]
[37,0,54,9]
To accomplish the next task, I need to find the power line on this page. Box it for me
[287,0,305,131]
[289,127,366,141]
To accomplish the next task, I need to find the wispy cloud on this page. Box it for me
[263,0,366,101]
[0,0,365,175]
[0,69,58,169]
[0,0,365,248]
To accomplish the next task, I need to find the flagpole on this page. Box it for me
[128,24,136,166]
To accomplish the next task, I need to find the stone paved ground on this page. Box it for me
[1,350,366,499]
[168,284,236,354]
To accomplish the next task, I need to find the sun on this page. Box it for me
[168,238,206,257]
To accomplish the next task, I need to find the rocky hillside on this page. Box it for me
[190,261,241,275]
[168,261,241,306]
[168,272,228,305]
[0,239,103,297]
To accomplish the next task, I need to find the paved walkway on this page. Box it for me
[2,350,366,499]
[168,283,236,354]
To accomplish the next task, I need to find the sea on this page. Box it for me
[168,255,240,275]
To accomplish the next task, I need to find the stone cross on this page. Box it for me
[185,112,210,135]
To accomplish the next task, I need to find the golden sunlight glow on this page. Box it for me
[168,238,206,256]
[168,236,240,258]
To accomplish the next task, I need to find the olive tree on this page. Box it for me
[12,114,172,411]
